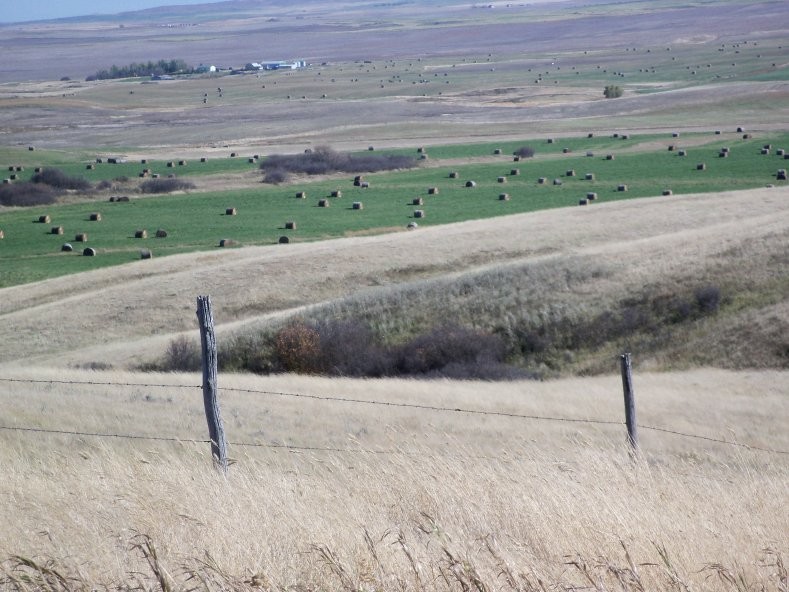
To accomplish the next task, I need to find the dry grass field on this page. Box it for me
[0,0,787,589]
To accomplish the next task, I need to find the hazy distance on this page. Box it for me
[1,0,227,24]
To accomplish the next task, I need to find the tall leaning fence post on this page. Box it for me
[196,295,228,473]
[620,352,639,454]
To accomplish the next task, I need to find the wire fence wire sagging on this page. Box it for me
[0,376,786,457]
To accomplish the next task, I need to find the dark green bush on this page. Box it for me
[139,178,195,194]
[31,168,92,191]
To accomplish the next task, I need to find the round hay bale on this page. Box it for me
[61,243,73,252]
[465,180,476,188]
[248,157,256,163]
[86,164,95,170]
[510,169,520,176]
[285,221,297,229]
[155,229,168,238]
[777,149,785,156]
[318,199,330,207]
[89,213,101,221]
[331,190,342,198]
[621,134,630,140]
[448,171,459,179]
[417,146,425,153]
[761,148,770,155]
[493,148,502,155]
[715,130,722,135]
[38,215,51,224]
[697,163,706,170]
[96,158,103,164]
[230,152,237,157]
[547,138,554,144]
[668,145,676,151]
[566,170,575,177]
[368,146,375,151]
[743,134,751,139]
[28,146,35,151]
[178,160,187,166]
[498,193,510,201]
[34,167,43,173]
[353,175,364,185]
[617,184,628,191]
[538,177,547,184]
[141,159,147,164]
[562,148,570,154]
[578,199,588,206]
[219,239,237,247]
[7,166,14,172]
[737,126,744,133]
[51,226,64,235]
[513,156,521,162]
[672,132,680,138]
[427,187,439,195]
[225,207,237,216]
[585,173,595,181]
[8,174,17,181]
[407,222,418,230]
[419,154,429,161]
[497,176,506,183]
[412,197,424,205]
[605,154,615,160]
[413,209,425,218]
[140,249,153,260]
[662,189,673,195]
[553,178,563,186]
[587,133,594,138]
[139,171,149,178]
[2,179,9,184]
[360,181,370,188]
[278,236,290,244]
[719,151,729,158]
[296,191,306,199]
[75,232,87,241]
[678,150,687,157]
[352,201,364,210]
[200,157,207,163]
[152,173,160,178]
[83,247,96,257]
[117,196,130,202]
[167,161,174,167]
[134,229,148,239]
[586,192,597,200]
[777,169,787,181]
[586,151,594,157]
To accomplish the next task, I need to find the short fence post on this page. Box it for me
[196,295,228,473]
[620,352,639,454]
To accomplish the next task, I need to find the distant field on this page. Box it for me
[1,131,787,287]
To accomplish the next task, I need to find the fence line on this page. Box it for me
[1,377,788,456]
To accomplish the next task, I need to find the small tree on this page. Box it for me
[604,85,623,99]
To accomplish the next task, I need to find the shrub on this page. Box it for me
[31,168,92,191]
[139,178,195,194]
[312,318,391,377]
[260,145,417,183]
[263,167,290,185]
[0,182,59,206]
[695,285,721,314]
[513,146,535,158]
[273,320,322,374]
[161,336,202,372]
[603,85,623,99]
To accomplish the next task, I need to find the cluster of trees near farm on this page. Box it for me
[86,59,192,81]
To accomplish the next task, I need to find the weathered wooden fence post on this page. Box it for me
[196,295,228,473]
[620,352,639,454]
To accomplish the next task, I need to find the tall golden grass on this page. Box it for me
[1,368,786,590]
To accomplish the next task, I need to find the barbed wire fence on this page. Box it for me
[0,375,787,459]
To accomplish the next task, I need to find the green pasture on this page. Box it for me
[1,131,787,288]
